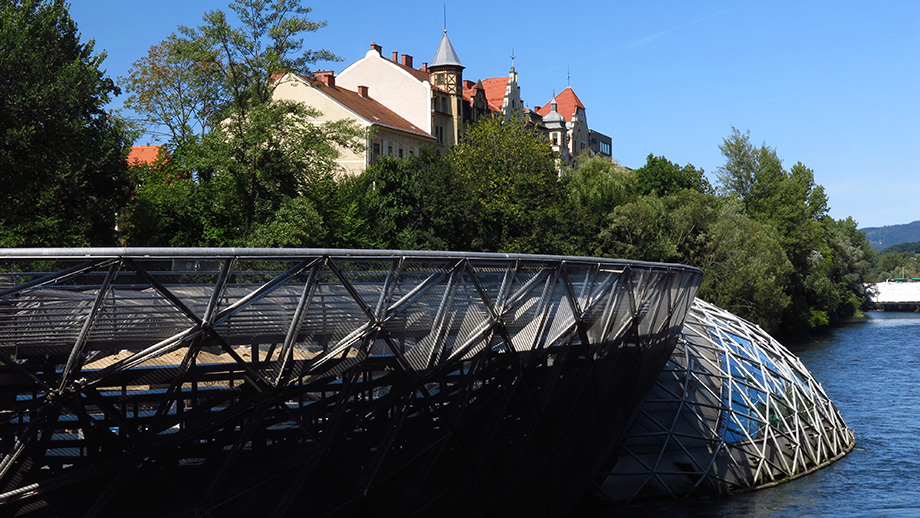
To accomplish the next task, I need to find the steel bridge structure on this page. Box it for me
[0,248,701,517]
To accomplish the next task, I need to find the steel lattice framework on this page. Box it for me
[0,248,700,517]
[597,298,855,502]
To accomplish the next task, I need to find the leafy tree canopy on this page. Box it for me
[0,0,131,246]
[448,115,565,253]
[559,154,636,255]
[634,153,710,197]
[121,0,363,245]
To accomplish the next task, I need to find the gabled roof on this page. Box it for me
[339,46,430,84]
[535,87,586,122]
[430,30,463,68]
[479,77,508,112]
[127,145,162,166]
[285,73,434,140]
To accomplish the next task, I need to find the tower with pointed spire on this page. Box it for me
[429,30,463,96]
[429,30,465,149]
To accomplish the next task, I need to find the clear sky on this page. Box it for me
[69,1,920,229]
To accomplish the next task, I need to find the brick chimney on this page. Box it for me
[314,70,335,88]
[357,85,369,98]
[391,51,398,62]
[401,54,414,68]
[422,62,428,72]
[370,41,381,55]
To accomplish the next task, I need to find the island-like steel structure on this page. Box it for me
[0,248,702,516]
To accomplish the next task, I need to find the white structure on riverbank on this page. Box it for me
[866,279,920,305]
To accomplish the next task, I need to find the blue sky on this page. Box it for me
[70,1,919,228]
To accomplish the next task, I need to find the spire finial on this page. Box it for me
[443,5,447,33]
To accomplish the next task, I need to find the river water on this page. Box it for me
[608,311,920,517]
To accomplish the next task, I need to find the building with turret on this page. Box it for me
[286,30,611,173]
[536,87,611,161]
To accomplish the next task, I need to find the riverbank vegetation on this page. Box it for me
[1,0,876,339]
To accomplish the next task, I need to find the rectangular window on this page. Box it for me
[372,142,380,163]
[398,148,403,158]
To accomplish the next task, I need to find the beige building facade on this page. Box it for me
[273,72,436,175]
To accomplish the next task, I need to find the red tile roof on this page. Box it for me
[292,74,434,140]
[479,77,508,112]
[461,80,480,101]
[127,145,161,166]
[535,87,586,122]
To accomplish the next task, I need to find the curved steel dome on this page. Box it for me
[597,298,855,502]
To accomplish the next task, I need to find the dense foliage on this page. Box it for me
[0,0,132,246]
[119,0,362,246]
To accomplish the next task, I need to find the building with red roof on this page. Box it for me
[537,88,588,160]
[273,72,436,175]
[478,61,524,117]
[282,30,611,173]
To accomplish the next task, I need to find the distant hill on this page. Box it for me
[860,220,920,252]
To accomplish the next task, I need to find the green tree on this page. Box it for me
[716,127,868,334]
[246,196,324,247]
[186,100,359,243]
[698,201,793,333]
[596,195,681,263]
[0,0,131,246]
[870,249,916,283]
[335,150,474,250]
[594,189,793,334]
[120,151,205,246]
[448,115,565,253]
[822,217,874,321]
[559,154,636,255]
[121,0,362,245]
[634,153,710,197]
[121,34,221,145]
